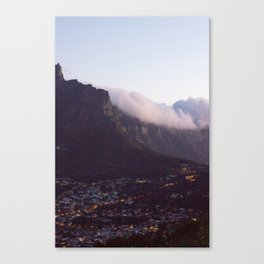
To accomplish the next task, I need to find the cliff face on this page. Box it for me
[56,65,112,129]
[109,107,209,164]
[56,64,208,181]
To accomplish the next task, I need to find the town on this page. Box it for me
[56,164,209,247]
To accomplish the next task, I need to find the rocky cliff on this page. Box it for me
[56,64,208,181]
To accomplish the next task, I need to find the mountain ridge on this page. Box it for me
[56,64,208,182]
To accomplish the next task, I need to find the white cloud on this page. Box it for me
[173,97,209,128]
[105,87,208,129]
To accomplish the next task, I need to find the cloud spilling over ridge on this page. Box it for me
[105,87,209,129]
[173,98,209,128]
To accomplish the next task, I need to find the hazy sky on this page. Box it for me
[56,17,209,104]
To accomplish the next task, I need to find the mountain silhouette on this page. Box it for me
[56,64,208,182]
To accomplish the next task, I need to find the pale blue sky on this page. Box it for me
[56,17,209,104]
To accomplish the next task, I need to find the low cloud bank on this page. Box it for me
[173,98,209,128]
[106,87,209,129]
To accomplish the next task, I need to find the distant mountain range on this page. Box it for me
[56,64,209,182]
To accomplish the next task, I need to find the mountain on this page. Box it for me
[109,107,209,164]
[56,64,208,182]
[173,98,209,129]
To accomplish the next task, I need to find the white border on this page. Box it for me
[0,1,264,263]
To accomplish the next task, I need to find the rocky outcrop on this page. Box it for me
[56,64,208,181]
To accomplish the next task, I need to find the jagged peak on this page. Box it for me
[56,63,64,81]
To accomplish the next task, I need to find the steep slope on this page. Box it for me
[56,64,198,182]
[109,107,209,164]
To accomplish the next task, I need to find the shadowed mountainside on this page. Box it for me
[56,64,208,182]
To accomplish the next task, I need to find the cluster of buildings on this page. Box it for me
[56,164,208,247]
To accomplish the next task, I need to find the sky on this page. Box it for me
[56,17,209,105]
